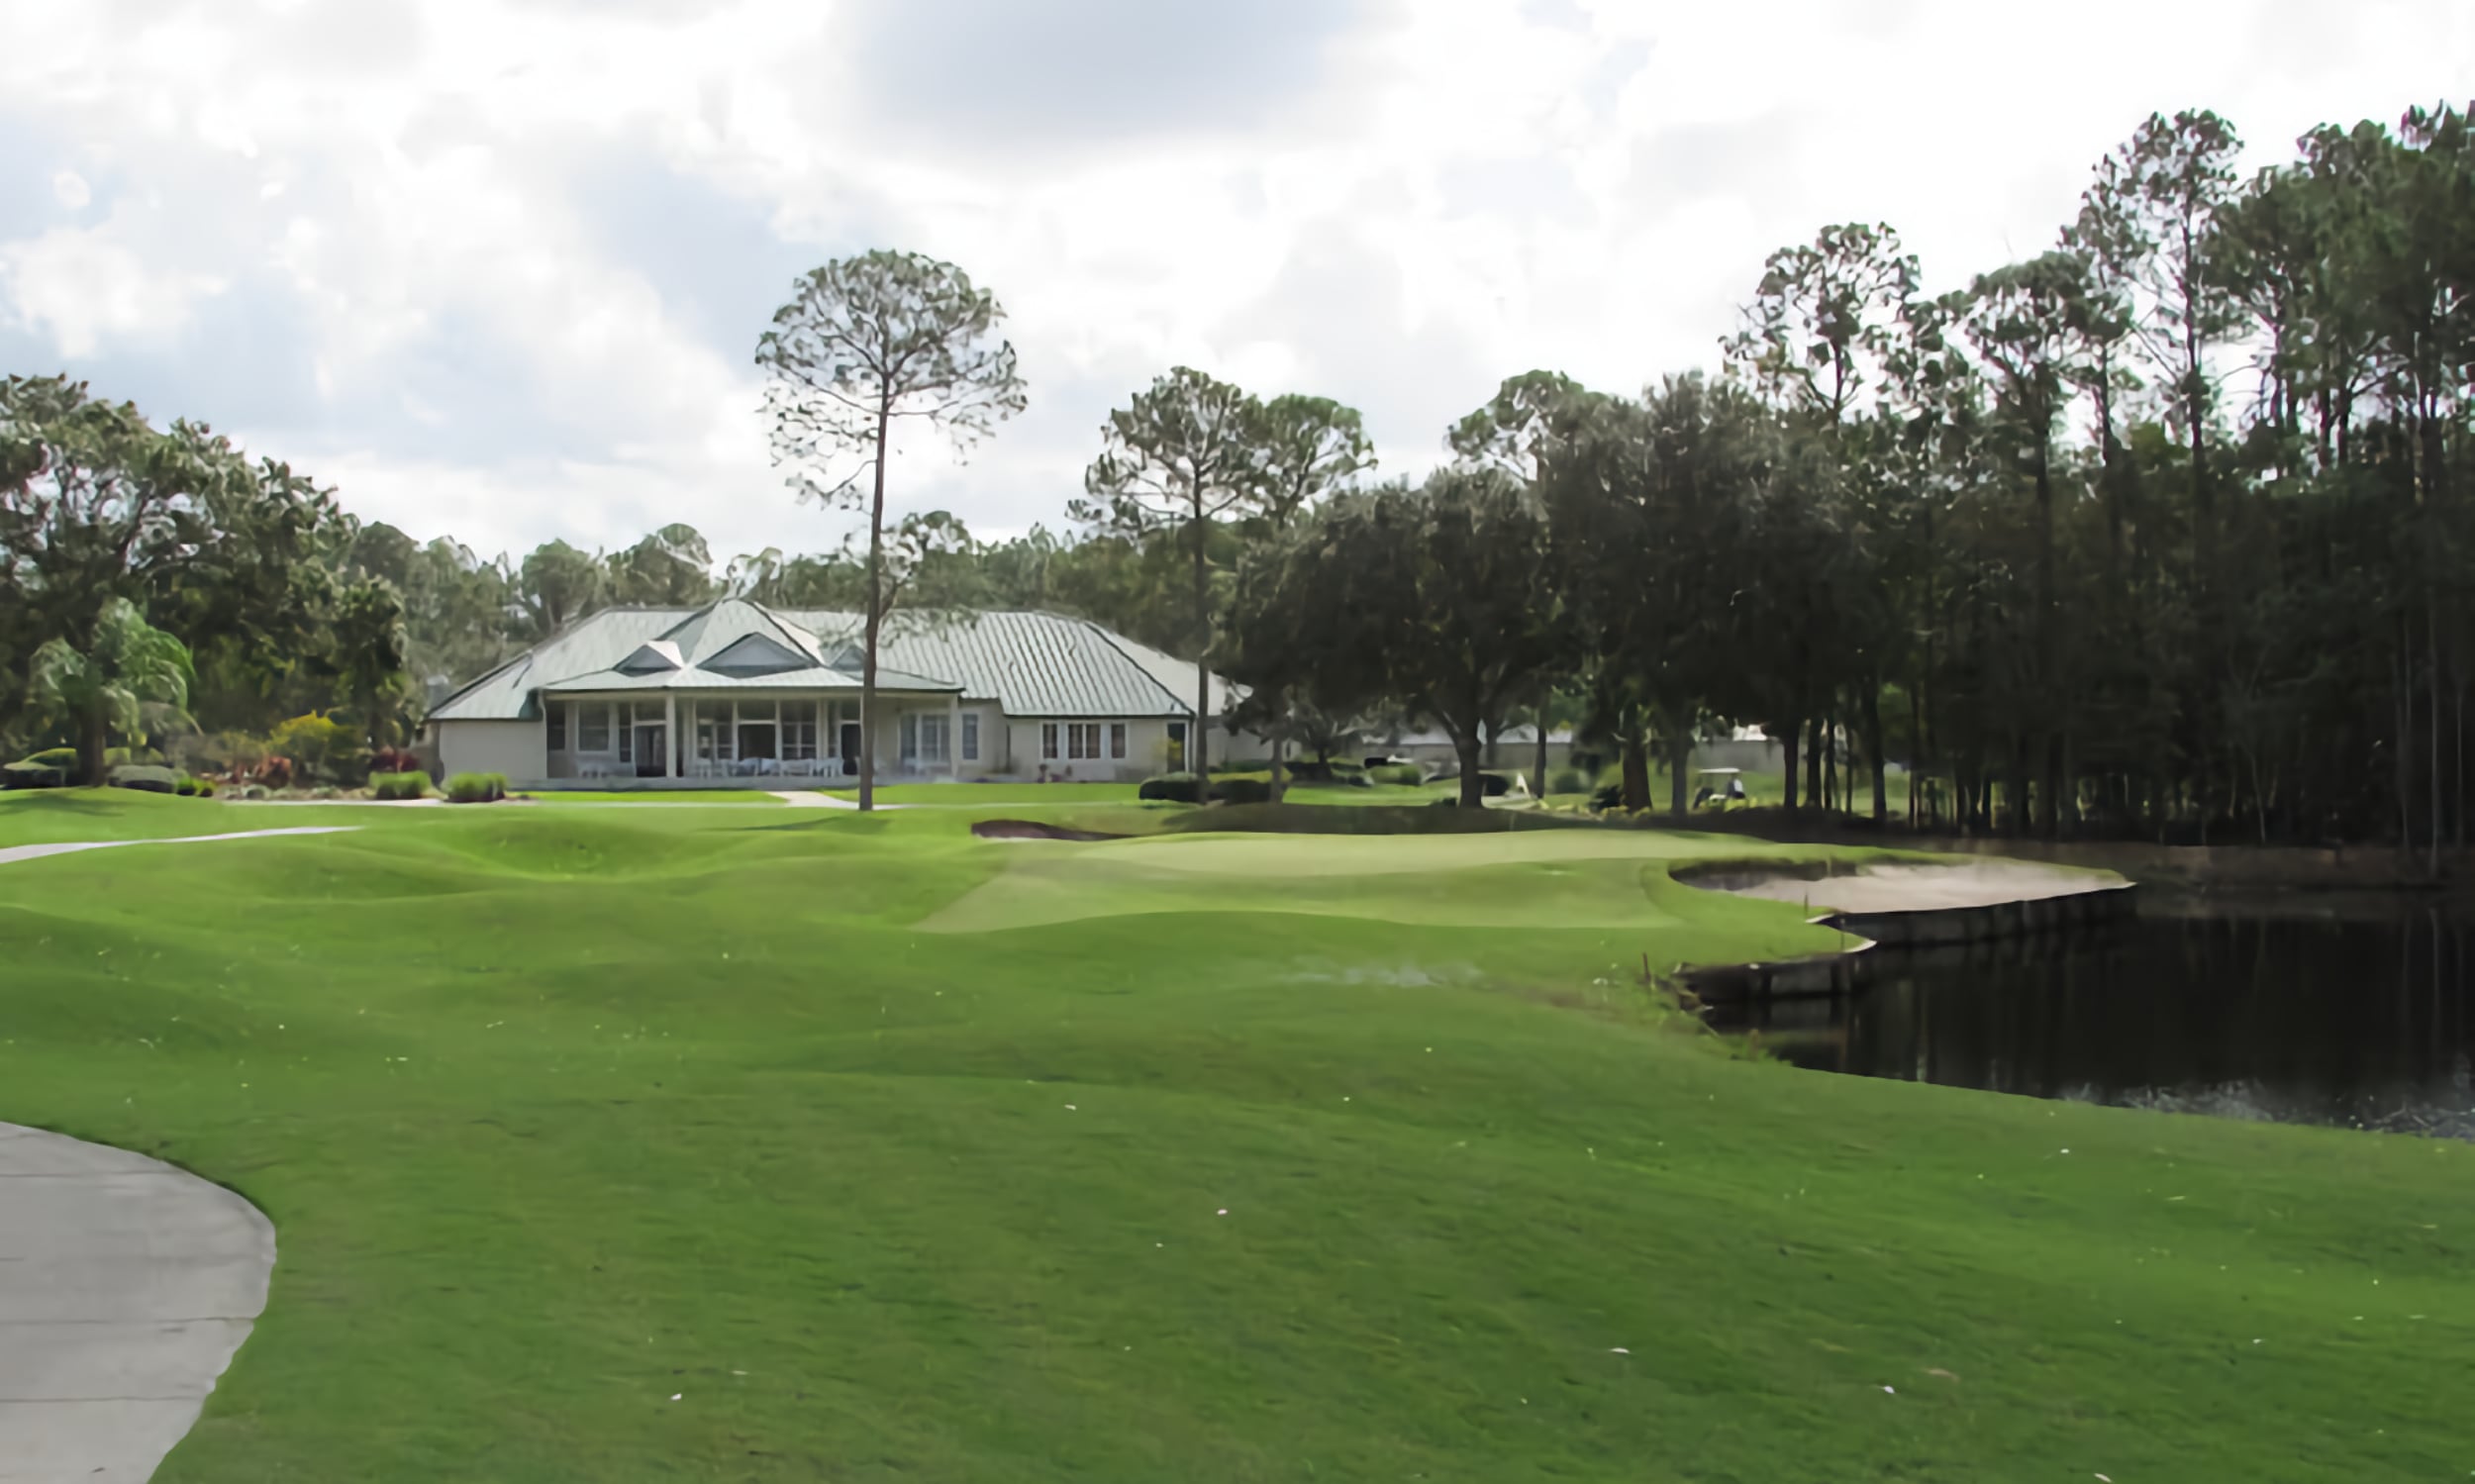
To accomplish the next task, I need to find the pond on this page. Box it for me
[1705,895,2475,1138]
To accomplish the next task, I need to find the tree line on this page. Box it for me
[8,100,2468,842]
[1218,102,2475,842]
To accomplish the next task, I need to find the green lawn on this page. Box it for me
[0,791,2464,1481]
[517,789,788,805]
[825,781,1143,805]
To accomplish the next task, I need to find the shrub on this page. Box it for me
[1138,772,1204,804]
[1287,759,1336,784]
[1209,758,1271,775]
[1548,766,1588,796]
[254,755,297,790]
[1210,776,1273,805]
[1364,762,1423,787]
[108,763,179,795]
[1590,782,1625,812]
[370,771,432,801]
[444,771,508,804]
[174,774,215,798]
[24,746,76,770]
[369,744,424,775]
[2,759,69,789]
[270,713,363,785]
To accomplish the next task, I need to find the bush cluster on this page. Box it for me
[107,763,180,794]
[445,772,509,804]
[1138,772,1204,803]
[3,748,75,789]
[371,771,434,801]
[1138,772,1279,805]
[1363,762,1423,787]
[1547,766,1588,796]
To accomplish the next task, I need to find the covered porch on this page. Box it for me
[544,691,969,783]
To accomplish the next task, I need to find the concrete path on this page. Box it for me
[0,827,357,869]
[0,1124,274,1483]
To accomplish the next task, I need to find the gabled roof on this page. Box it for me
[428,600,1226,723]
[777,610,1209,719]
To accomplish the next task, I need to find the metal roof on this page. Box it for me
[775,610,1205,719]
[429,601,1217,723]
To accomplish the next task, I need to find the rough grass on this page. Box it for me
[0,793,2466,1482]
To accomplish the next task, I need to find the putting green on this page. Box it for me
[922,830,1825,933]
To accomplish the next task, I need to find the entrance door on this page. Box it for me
[839,721,862,778]
[1166,721,1188,771]
[633,723,666,778]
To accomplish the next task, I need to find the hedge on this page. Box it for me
[108,763,180,795]
[371,771,434,801]
[1138,772,1204,804]
[444,772,509,804]
[1363,762,1423,787]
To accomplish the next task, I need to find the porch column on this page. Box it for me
[948,693,962,779]
[664,693,677,778]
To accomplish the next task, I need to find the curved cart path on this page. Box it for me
[0,1124,274,1483]
[0,826,357,868]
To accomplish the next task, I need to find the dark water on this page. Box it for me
[1707,898,2475,1137]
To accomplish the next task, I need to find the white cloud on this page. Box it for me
[0,229,226,356]
[0,0,2469,564]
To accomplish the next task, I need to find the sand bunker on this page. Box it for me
[1708,860,2123,915]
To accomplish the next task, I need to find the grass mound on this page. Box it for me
[0,796,2465,1481]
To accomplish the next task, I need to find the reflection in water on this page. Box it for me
[1707,905,2475,1137]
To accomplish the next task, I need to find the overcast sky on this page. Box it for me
[5,0,2469,563]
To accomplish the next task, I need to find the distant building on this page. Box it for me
[422,598,1257,788]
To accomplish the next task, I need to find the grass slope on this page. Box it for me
[0,792,2465,1482]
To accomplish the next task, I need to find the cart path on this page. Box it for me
[0,827,358,868]
[0,1123,275,1483]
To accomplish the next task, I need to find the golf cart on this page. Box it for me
[1691,768,1750,811]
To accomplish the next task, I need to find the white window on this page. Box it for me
[782,700,819,760]
[1064,723,1103,759]
[961,713,979,761]
[918,715,948,762]
[578,703,612,752]
[1041,723,1059,760]
[1109,723,1127,759]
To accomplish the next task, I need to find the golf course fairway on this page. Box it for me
[0,790,2465,1481]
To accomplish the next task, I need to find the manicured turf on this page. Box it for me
[0,791,2465,1481]
[826,781,1143,805]
[518,789,789,805]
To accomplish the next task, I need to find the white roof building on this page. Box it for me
[424,599,1246,787]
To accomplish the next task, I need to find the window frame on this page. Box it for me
[1109,723,1127,759]
[1041,723,1059,760]
[577,702,612,753]
[961,712,979,761]
[546,702,567,751]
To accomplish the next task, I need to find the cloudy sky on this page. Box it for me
[5,0,2469,563]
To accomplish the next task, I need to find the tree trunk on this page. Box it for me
[1780,724,1801,816]
[1667,722,1691,819]
[1863,685,1887,824]
[1532,693,1549,801]
[1454,728,1487,810]
[1268,725,1286,806]
[1810,716,1828,817]
[80,700,109,789]
[1190,503,1212,779]
[858,402,890,812]
[1620,731,1650,814]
